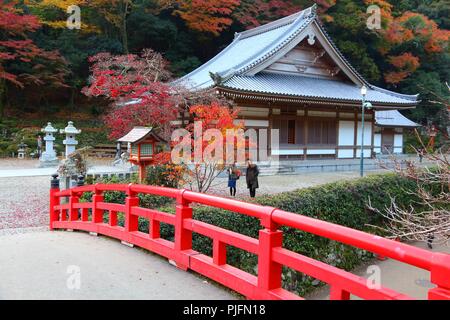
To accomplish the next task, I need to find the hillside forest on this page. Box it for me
[0,0,449,150]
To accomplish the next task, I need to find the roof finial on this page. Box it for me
[209,72,223,86]
[309,3,318,17]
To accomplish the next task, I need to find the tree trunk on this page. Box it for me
[0,78,6,119]
[121,1,129,54]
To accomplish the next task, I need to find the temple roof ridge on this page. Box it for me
[236,5,316,40]
[174,3,418,107]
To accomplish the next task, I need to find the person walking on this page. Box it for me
[37,135,43,158]
[418,147,424,163]
[227,163,240,197]
[245,160,259,198]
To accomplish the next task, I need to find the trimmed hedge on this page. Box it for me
[82,173,419,296]
[186,173,419,295]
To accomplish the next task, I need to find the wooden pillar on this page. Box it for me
[371,111,375,158]
[353,110,358,158]
[304,108,308,160]
[138,163,146,184]
[335,109,340,159]
[268,104,272,159]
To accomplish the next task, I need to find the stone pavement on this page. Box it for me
[0,230,237,300]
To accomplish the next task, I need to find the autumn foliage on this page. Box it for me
[233,0,302,29]
[174,0,240,36]
[152,102,244,192]
[370,9,450,84]
[82,49,177,139]
[0,0,67,87]
[385,53,420,84]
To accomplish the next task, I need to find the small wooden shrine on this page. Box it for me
[117,127,167,183]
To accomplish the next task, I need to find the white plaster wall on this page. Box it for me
[338,121,354,145]
[374,133,382,154]
[271,149,304,155]
[356,121,372,146]
[338,120,354,158]
[355,148,371,158]
[307,149,336,155]
[234,119,269,127]
[394,133,403,154]
[238,107,269,117]
[355,121,372,158]
[338,149,354,158]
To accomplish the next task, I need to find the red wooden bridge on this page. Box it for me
[49,175,450,300]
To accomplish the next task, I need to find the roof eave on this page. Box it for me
[217,87,418,109]
[375,123,421,128]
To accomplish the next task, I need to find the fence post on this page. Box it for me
[428,253,450,300]
[174,189,192,270]
[69,190,79,221]
[68,175,85,222]
[125,184,139,232]
[92,184,104,223]
[49,174,60,230]
[330,286,351,300]
[258,208,283,297]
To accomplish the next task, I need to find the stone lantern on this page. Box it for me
[60,121,81,158]
[40,122,59,166]
[17,141,27,159]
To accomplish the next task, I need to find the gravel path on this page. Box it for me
[0,162,385,230]
[0,158,388,230]
[0,176,49,230]
[206,170,386,199]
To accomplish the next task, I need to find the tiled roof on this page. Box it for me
[174,5,419,107]
[175,7,315,89]
[117,127,153,143]
[375,110,420,127]
[222,72,418,105]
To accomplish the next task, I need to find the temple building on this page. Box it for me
[176,5,419,160]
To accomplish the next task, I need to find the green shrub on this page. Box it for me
[184,173,419,296]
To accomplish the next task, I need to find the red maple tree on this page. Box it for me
[82,49,178,139]
[0,0,67,87]
[160,102,245,192]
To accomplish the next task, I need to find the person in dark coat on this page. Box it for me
[227,163,240,197]
[246,160,259,198]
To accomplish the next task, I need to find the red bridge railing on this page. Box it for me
[49,175,450,300]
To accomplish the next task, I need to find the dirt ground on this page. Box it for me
[0,176,49,229]
[0,158,119,230]
[0,158,385,230]
[0,158,113,170]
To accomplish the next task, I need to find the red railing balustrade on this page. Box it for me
[49,175,450,300]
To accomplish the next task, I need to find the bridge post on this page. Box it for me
[428,252,450,300]
[329,286,351,300]
[257,208,283,297]
[125,184,139,232]
[92,184,104,223]
[49,174,60,230]
[69,190,79,221]
[174,189,192,270]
